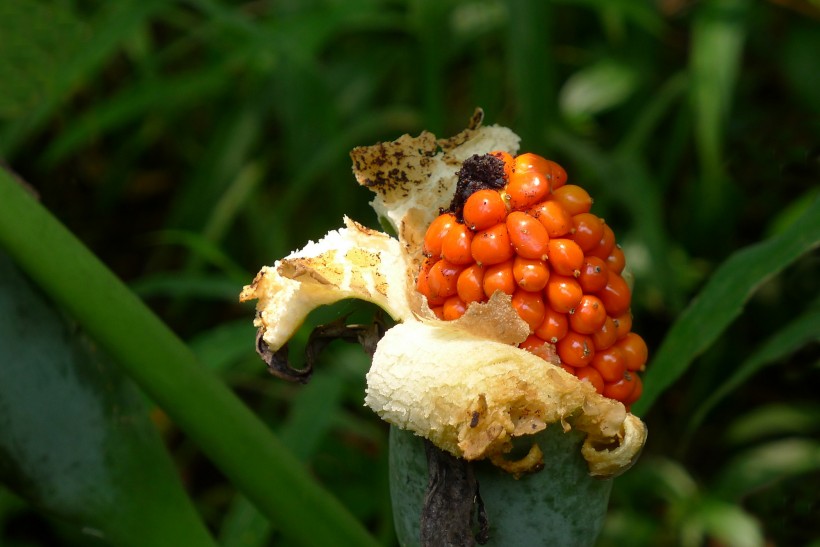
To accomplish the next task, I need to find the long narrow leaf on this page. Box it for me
[687,308,820,435]
[0,170,379,547]
[0,253,217,547]
[633,197,820,414]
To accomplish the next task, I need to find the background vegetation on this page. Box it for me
[1,0,818,545]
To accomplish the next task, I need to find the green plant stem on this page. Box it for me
[0,170,379,547]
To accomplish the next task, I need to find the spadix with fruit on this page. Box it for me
[240,110,648,544]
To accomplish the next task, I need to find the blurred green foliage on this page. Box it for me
[1,0,819,545]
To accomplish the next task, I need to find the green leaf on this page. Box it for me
[687,307,820,435]
[680,497,763,547]
[0,169,379,547]
[559,60,641,125]
[633,196,820,415]
[712,439,820,502]
[0,0,168,156]
[0,252,216,547]
[690,0,750,182]
[724,403,820,446]
[0,0,88,118]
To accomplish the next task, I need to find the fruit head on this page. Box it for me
[417,152,647,406]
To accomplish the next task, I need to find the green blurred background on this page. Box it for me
[1,0,819,545]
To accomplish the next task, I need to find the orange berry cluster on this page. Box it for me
[416,151,647,406]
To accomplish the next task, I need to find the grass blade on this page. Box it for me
[0,170,379,547]
[633,196,820,415]
[687,307,820,436]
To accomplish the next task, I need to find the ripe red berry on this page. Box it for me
[441,223,474,265]
[512,289,546,331]
[598,270,632,317]
[506,170,549,210]
[519,334,555,361]
[546,274,583,313]
[463,189,508,231]
[442,295,467,320]
[417,257,444,306]
[571,213,605,252]
[427,259,463,301]
[456,264,486,304]
[588,223,615,260]
[512,256,550,292]
[575,366,605,394]
[578,256,609,293]
[506,211,549,259]
[569,294,607,334]
[612,312,633,340]
[529,200,573,237]
[534,307,569,343]
[606,245,626,274]
[483,259,516,298]
[547,238,584,277]
[556,330,595,367]
[616,332,648,372]
[590,346,627,383]
[471,223,514,266]
[423,213,457,258]
[552,185,592,216]
[592,316,618,350]
[603,371,637,403]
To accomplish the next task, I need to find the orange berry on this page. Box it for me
[590,346,627,383]
[427,259,463,301]
[575,366,605,394]
[552,185,592,216]
[612,312,633,340]
[423,213,457,258]
[463,189,508,231]
[543,159,568,191]
[571,213,605,252]
[519,334,555,361]
[529,200,572,237]
[588,223,616,260]
[442,296,467,320]
[616,332,648,372]
[457,264,486,304]
[416,257,444,306]
[578,256,609,293]
[506,170,549,210]
[606,245,626,274]
[546,274,583,313]
[471,223,514,266]
[598,270,632,317]
[489,150,515,180]
[483,259,516,298]
[441,223,474,264]
[624,374,643,405]
[556,330,595,367]
[430,305,445,320]
[514,153,568,191]
[513,256,550,291]
[547,238,584,277]
[569,294,607,334]
[534,307,569,343]
[603,371,637,403]
[592,316,618,350]
[511,288,546,331]
[506,211,549,259]
[559,363,575,374]
[513,152,551,174]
